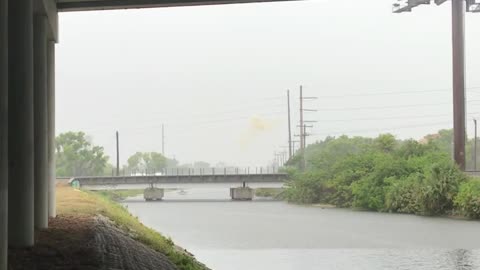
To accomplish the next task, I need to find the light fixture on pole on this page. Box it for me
[392,0,479,171]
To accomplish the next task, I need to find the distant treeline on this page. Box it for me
[55,131,214,177]
[284,130,480,219]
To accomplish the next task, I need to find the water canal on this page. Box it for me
[124,187,480,270]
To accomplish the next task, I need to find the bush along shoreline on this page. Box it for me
[283,131,480,219]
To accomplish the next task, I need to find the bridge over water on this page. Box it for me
[71,172,288,201]
[71,173,287,187]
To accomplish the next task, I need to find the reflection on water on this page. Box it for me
[124,188,480,270]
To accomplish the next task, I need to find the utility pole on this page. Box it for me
[273,152,279,168]
[292,140,299,156]
[287,90,292,160]
[116,131,120,176]
[298,85,318,171]
[474,119,478,171]
[162,124,165,156]
[299,86,304,152]
[304,124,307,152]
[452,0,466,171]
[392,0,480,170]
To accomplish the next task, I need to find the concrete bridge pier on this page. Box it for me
[230,186,254,201]
[144,187,164,201]
[0,0,8,268]
[34,14,49,229]
[8,0,35,247]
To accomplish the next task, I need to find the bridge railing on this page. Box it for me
[113,167,283,177]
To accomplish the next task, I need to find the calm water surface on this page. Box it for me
[123,187,480,270]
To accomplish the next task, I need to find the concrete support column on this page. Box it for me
[8,0,35,247]
[144,188,164,201]
[47,40,56,218]
[0,0,8,268]
[34,15,49,229]
[230,187,254,201]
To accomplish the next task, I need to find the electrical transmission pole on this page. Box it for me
[474,118,478,171]
[304,124,307,151]
[392,0,480,170]
[116,131,120,176]
[297,85,318,171]
[452,0,466,171]
[162,124,165,156]
[287,90,293,160]
[299,86,304,152]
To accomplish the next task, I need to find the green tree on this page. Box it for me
[56,131,109,177]
[374,134,396,153]
[126,152,167,172]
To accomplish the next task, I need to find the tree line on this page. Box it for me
[55,131,212,177]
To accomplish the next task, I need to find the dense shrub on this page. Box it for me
[284,172,331,204]
[285,132,472,217]
[415,162,467,215]
[454,179,480,219]
[385,174,422,214]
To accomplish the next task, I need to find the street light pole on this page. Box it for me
[452,0,466,171]
[393,0,472,171]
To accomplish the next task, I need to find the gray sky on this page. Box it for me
[56,0,480,167]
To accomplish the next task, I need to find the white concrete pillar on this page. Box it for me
[8,0,35,247]
[230,187,254,201]
[0,0,8,268]
[47,40,56,218]
[34,15,49,229]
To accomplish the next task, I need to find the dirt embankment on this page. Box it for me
[8,185,207,270]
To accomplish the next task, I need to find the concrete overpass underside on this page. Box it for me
[0,0,292,268]
[57,0,296,11]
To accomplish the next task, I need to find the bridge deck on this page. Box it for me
[71,173,288,186]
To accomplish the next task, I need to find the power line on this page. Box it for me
[314,86,480,98]
[310,120,452,137]
[316,112,480,123]
[315,99,480,112]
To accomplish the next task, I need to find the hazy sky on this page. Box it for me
[56,0,480,167]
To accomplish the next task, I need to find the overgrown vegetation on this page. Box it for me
[254,188,284,199]
[284,130,480,218]
[57,186,208,270]
[95,189,145,201]
[455,180,480,219]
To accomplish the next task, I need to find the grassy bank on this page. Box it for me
[255,188,284,199]
[58,185,208,270]
[95,189,145,201]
